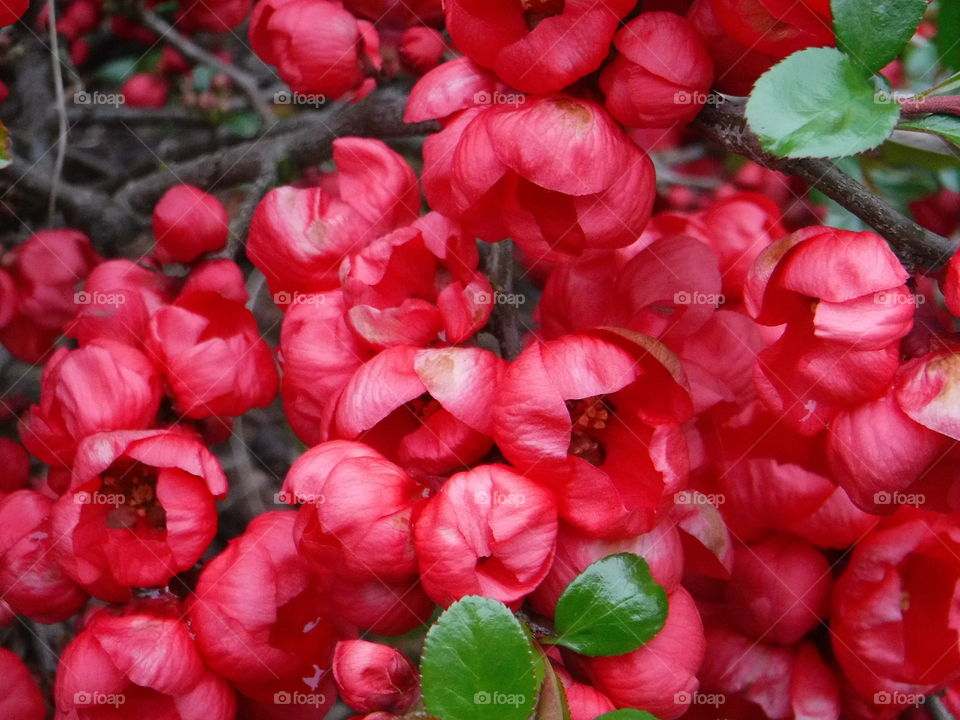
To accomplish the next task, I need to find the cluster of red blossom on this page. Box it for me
[2,0,960,720]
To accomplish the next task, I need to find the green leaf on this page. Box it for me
[221,111,262,139]
[832,0,926,73]
[421,596,543,720]
[938,0,960,71]
[899,113,960,150]
[193,65,215,92]
[96,57,140,84]
[534,651,570,720]
[548,553,667,657]
[596,711,660,720]
[0,121,10,170]
[746,47,900,159]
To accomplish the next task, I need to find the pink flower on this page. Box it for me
[444,0,635,93]
[0,489,89,623]
[341,212,493,349]
[413,463,557,607]
[0,648,44,720]
[744,227,913,435]
[50,430,227,599]
[599,12,713,128]
[19,340,163,467]
[494,329,693,538]
[152,185,229,264]
[333,345,503,476]
[249,0,379,98]
[248,138,419,297]
[0,229,100,362]
[55,598,235,720]
[286,442,422,582]
[190,511,337,709]
[418,95,656,254]
[333,640,419,714]
[832,510,960,699]
[147,290,278,419]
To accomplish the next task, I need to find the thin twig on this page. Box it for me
[46,0,68,221]
[139,9,276,123]
[486,239,523,360]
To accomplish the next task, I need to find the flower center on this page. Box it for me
[522,0,564,29]
[101,460,167,531]
[567,395,612,466]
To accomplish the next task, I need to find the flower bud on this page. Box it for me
[152,185,229,263]
[333,640,419,713]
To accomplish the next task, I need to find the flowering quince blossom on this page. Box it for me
[55,598,236,720]
[147,290,279,419]
[0,228,100,362]
[249,0,381,99]
[152,185,229,264]
[248,138,420,297]
[413,463,558,607]
[443,0,635,94]
[412,89,656,255]
[19,339,163,466]
[494,328,693,538]
[50,429,227,600]
[189,511,338,713]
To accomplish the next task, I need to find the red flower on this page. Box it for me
[725,535,832,645]
[599,12,713,128]
[343,0,443,27]
[414,463,558,607]
[286,441,421,582]
[0,437,30,494]
[0,229,100,362]
[0,648,44,720]
[494,329,693,538]
[744,227,913,435]
[0,489,89,623]
[333,345,503,476]
[444,0,635,93]
[583,587,705,720]
[190,511,337,709]
[20,340,163,467]
[248,138,419,297]
[55,598,235,720]
[399,26,445,74]
[147,290,278,419]
[152,185,229,264]
[279,291,372,446]
[418,95,656,254]
[249,0,379,98]
[177,0,252,32]
[333,640,419,714]
[50,430,227,599]
[328,574,435,636]
[341,212,493,349]
[66,259,175,348]
[832,511,960,701]
[121,73,169,108]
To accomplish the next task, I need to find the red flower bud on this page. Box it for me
[599,12,713,128]
[152,185,229,264]
[414,463,558,607]
[333,640,419,713]
[399,26,445,74]
[121,73,169,108]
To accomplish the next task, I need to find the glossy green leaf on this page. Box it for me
[596,711,660,720]
[899,113,960,151]
[937,0,960,71]
[421,596,543,720]
[549,553,667,657]
[832,0,926,73]
[746,47,900,158]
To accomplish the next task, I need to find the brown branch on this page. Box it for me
[694,95,959,273]
[0,86,436,251]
